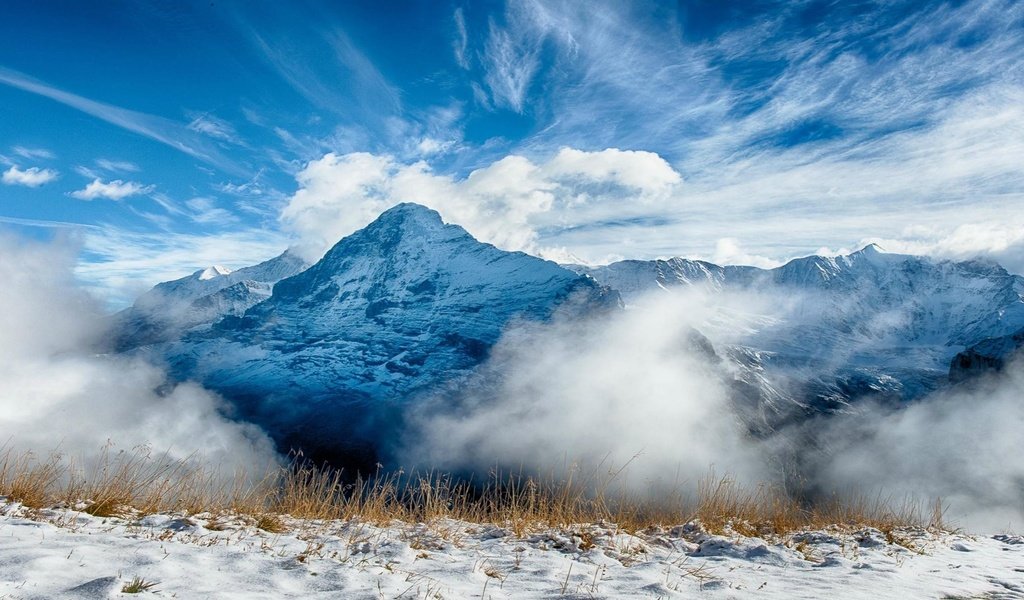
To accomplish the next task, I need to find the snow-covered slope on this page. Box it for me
[113,249,308,349]
[573,244,1024,411]
[147,203,620,466]
[4,503,1023,599]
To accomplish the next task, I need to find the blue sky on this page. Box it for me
[1,0,1023,305]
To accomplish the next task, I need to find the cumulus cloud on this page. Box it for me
[71,178,154,200]
[280,148,681,260]
[2,165,59,187]
[0,234,278,477]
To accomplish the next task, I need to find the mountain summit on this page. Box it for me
[142,203,619,466]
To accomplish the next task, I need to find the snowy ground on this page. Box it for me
[1,501,1022,599]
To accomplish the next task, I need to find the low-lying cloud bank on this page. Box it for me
[4,233,1021,531]
[805,360,1024,532]
[403,287,1024,532]
[400,291,769,492]
[0,233,278,478]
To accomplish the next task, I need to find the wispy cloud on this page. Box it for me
[186,111,243,144]
[480,0,570,113]
[95,158,139,173]
[70,178,154,201]
[453,8,471,70]
[11,146,54,160]
[0,67,245,175]
[246,26,400,119]
[184,196,237,224]
[442,0,1024,265]
[2,165,59,187]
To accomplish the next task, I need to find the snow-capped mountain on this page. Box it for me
[119,203,1024,466]
[113,249,308,350]
[572,244,1024,411]
[139,203,620,466]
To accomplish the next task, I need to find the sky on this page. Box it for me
[1,0,1023,306]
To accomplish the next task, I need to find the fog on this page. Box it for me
[3,232,1021,532]
[804,359,1024,532]
[403,286,1024,532]
[401,290,769,492]
[0,234,278,478]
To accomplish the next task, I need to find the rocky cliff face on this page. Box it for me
[949,327,1024,383]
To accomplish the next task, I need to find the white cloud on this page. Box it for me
[187,112,241,144]
[184,196,237,224]
[2,165,59,187]
[403,289,766,489]
[11,146,54,160]
[71,178,154,200]
[0,67,244,175]
[481,0,573,112]
[710,238,784,270]
[95,158,139,172]
[280,148,683,260]
[860,222,1024,276]
[0,234,278,479]
[545,147,680,191]
[453,8,470,69]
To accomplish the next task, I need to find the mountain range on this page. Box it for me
[122,204,619,466]
[115,203,1024,468]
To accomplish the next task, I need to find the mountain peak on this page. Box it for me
[197,265,232,280]
[372,203,445,229]
[855,243,884,255]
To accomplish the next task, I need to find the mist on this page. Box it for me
[0,233,278,478]
[402,285,1024,532]
[803,359,1024,532]
[400,289,769,491]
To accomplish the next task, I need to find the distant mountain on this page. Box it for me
[136,203,620,468]
[572,244,1024,413]
[113,250,308,350]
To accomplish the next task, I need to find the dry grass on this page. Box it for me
[0,445,940,538]
[121,576,158,594]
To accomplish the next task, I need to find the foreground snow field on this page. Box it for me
[1,501,1021,599]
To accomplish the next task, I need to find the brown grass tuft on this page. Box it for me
[0,445,938,538]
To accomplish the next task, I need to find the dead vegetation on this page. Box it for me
[0,445,943,538]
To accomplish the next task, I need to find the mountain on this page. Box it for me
[572,244,1024,412]
[120,205,1024,466]
[113,249,308,350]
[139,203,620,468]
